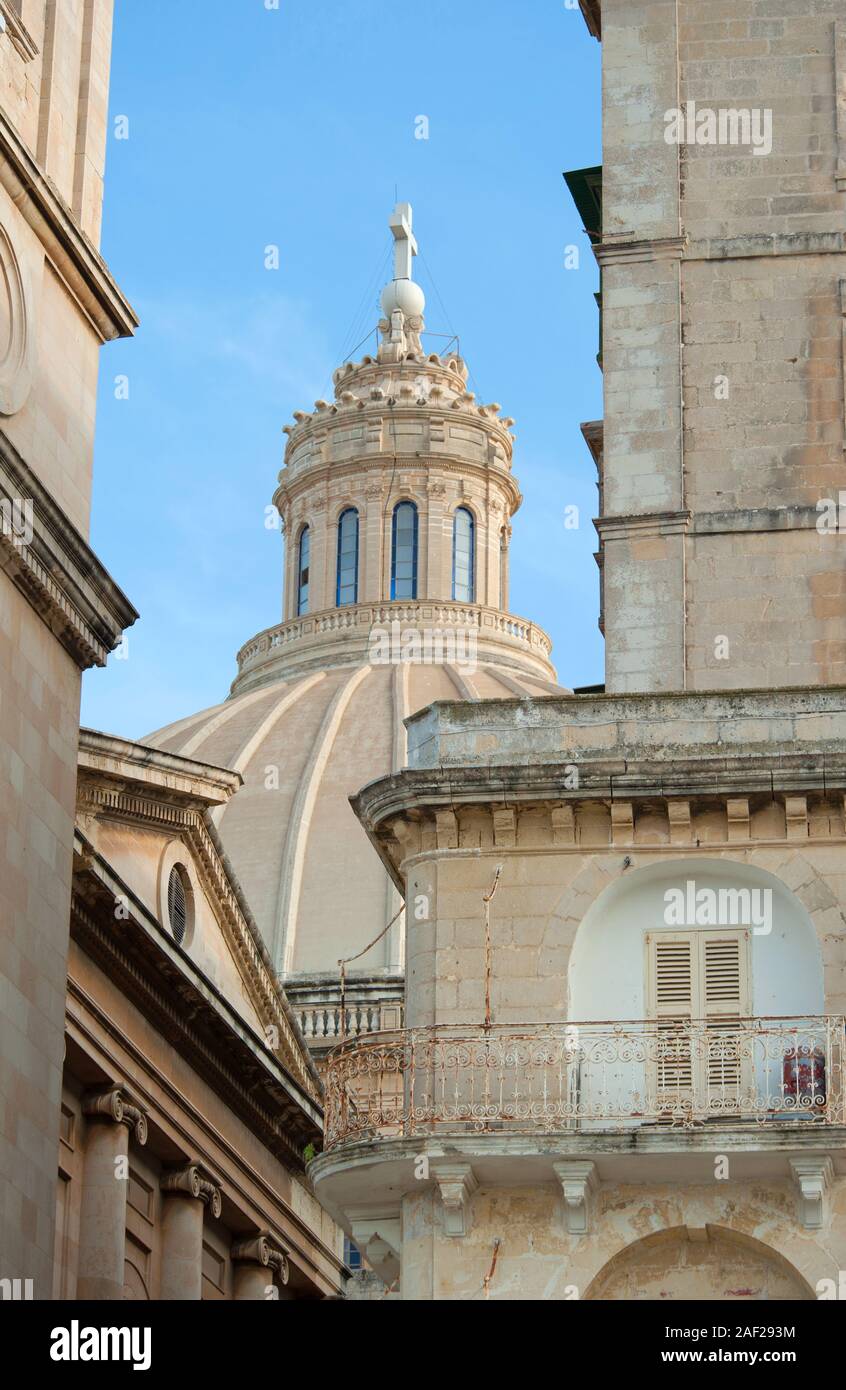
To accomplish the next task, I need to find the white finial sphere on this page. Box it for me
[381,278,426,319]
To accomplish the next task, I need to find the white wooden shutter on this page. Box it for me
[647,934,695,1098]
[647,930,751,1116]
[700,932,750,1104]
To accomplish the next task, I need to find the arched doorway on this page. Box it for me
[585,1225,813,1301]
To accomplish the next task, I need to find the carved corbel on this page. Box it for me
[435,809,459,850]
[667,800,692,845]
[431,1161,478,1237]
[790,1158,833,1230]
[551,804,576,846]
[82,1087,148,1145]
[554,1161,598,1235]
[726,798,750,842]
[610,801,634,846]
[784,796,808,841]
[231,1233,290,1285]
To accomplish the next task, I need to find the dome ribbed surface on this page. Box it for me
[146,658,566,978]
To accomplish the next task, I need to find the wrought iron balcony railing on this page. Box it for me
[322,1017,846,1150]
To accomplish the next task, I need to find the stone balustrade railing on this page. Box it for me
[235,601,553,679]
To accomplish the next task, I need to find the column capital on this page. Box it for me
[82,1087,148,1145]
[231,1233,290,1285]
[161,1164,222,1218]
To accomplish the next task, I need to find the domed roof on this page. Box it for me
[144,203,567,1030]
[146,653,568,982]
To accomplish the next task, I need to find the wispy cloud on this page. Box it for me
[134,292,334,407]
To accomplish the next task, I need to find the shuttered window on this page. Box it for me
[646,930,750,1114]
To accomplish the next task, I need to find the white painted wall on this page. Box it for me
[568,857,823,1022]
[567,858,826,1127]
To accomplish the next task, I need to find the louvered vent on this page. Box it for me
[167,866,188,944]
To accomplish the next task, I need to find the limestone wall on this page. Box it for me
[401,1182,841,1301]
[597,0,846,692]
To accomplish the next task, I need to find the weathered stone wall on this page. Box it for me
[401,1182,840,1301]
[0,592,81,1295]
[405,832,846,1028]
[0,0,130,1299]
[598,0,846,692]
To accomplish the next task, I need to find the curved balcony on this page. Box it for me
[322,1018,846,1151]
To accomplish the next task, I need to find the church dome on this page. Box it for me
[146,204,566,1045]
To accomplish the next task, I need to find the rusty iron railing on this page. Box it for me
[322,1017,846,1150]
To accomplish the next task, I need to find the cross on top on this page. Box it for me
[389,202,418,281]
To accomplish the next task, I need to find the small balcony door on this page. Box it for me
[646,929,751,1120]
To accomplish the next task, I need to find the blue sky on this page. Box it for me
[81,0,603,738]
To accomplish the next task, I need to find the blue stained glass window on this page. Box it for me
[336,508,359,607]
[297,526,310,615]
[391,502,418,600]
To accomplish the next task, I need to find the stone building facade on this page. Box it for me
[62,731,343,1299]
[0,1,345,1303]
[0,0,137,1298]
[588,0,846,693]
[309,0,846,1299]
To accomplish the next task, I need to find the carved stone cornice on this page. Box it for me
[231,1233,290,1283]
[161,1164,223,1217]
[82,1087,148,1144]
[0,430,138,668]
[578,0,601,40]
[274,455,520,516]
[352,758,846,890]
[71,802,320,1107]
[594,235,687,267]
[69,888,321,1168]
[0,1,38,61]
[595,510,691,542]
[0,105,137,342]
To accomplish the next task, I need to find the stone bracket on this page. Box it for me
[431,1161,478,1238]
[667,800,692,845]
[790,1158,833,1230]
[610,802,634,846]
[784,796,809,841]
[554,1160,598,1236]
[0,430,138,669]
[726,798,750,842]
